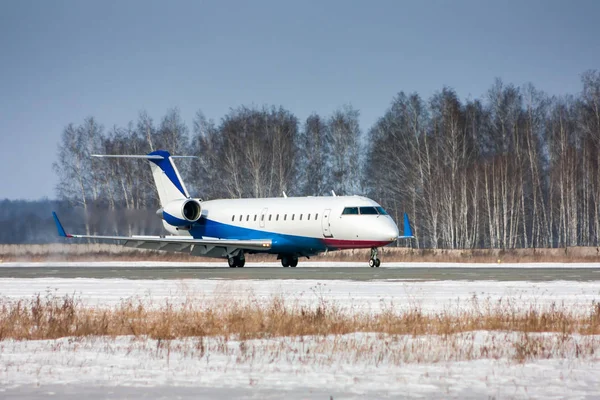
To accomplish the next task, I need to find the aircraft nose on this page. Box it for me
[381,218,399,241]
[389,222,400,240]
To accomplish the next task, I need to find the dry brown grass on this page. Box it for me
[1,293,599,342]
[2,293,599,363]
[2,244,600,263]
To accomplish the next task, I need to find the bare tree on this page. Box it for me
[578,71,600,246]
[189,110,222,199]
[298,114,330,195]
[329,105,362,195]
[53,117,103,235]
[216,106,299,198]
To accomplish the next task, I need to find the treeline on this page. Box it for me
[51,71,600,249]
[0,199,65,244]
[0,199,160,244]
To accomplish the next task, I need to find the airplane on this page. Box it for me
[52,150,414,267]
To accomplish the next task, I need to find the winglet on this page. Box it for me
[398,212,414,239]
[52,212,71,238]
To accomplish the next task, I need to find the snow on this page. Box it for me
[1,267,600,398]
[0,277,599,314]
[2,333,600,399]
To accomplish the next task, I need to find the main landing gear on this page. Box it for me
[280,254,298,268]
[228,253,245,268]
[369,247,381,268]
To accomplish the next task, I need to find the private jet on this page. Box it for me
[53,150,413,267]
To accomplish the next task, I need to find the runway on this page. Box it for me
[2,262,600,281]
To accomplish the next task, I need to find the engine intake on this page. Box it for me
[162,199,202,227]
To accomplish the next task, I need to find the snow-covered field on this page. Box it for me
[1,277,599,314]
[2,332,600,399]
[1,264,600,399]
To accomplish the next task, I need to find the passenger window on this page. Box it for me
[359,207,378,215]
[292,214,295,221]
[232,215,235,221]
[254,215,257,221]
[284,214,287,221]
[276,214,279,221]
[246,215,249,221]
[307,213,311,220]
[261,215,264,221]
[300,214,303,221]
[315,213,319,220]
[269,215,272,221]
[239,215,243,221]
[342,207,359,215]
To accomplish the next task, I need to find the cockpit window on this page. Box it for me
[342,207,359,215]
[359,206,379,215]
[376,206,388,215]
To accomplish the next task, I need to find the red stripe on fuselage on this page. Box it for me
[322,238,392,249]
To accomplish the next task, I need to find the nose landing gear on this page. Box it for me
[369,248,381,268]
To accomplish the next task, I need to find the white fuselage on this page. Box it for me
[164,195,399,256]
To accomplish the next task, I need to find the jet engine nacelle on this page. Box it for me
[162,199,202,227]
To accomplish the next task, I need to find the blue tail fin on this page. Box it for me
[146,150,190,206]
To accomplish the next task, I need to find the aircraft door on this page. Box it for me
[260,208,268,228]
[322,209,333,237]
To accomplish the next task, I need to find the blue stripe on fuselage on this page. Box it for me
[190,218,326,254]
[163,212,189,227]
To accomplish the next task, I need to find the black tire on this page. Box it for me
[228,257,236,268]
[237,258,245,268]
[369,259,375,268]
[281,256,289,268]
[375,258,381,268]
[290,258,298,268]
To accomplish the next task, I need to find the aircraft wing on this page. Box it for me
[52,212,271,256]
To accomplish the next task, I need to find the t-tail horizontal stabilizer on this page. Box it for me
[91,151,198,208]
[398,212,414,239]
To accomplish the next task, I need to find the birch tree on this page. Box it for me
[298,114,330,196]
[329,105,362,195]
[53,117,103,235]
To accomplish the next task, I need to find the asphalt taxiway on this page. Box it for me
[1,265,600,281]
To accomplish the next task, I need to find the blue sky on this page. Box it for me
[1,0,598,199]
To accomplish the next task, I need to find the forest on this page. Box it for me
[21,71,600,248]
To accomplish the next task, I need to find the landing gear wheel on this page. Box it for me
[369,247,380,268]
[281,254,298,267]
[228,254,245,268]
